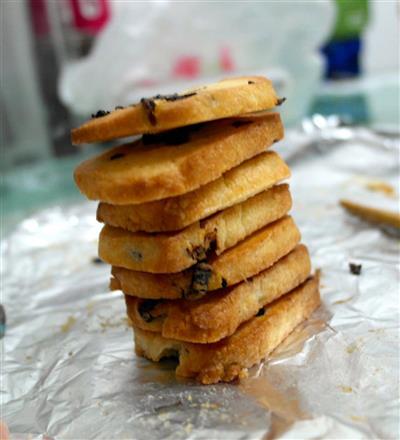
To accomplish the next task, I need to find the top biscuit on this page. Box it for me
[71,76,281,144]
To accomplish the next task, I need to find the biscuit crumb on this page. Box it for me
[61,316,76,333]
[346,343,357,354]
[365,181,396,197]
[339,386,353,393]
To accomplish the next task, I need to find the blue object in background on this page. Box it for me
[322,38,362,79]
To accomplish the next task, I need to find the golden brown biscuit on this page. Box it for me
[99,184,291,274]
[71,76,281,144]
[74,113,283,205]
[110,215,301,294]
[97,151,290,232]
[133,275,321,384]
[125,245,311,343]
[340,199,400,229]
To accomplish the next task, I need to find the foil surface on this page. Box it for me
[2,138,399,439]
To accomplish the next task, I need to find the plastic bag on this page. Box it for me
[59,1,335,125]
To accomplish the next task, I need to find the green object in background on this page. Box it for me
[331,0,369,41]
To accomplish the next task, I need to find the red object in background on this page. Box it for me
[219,46,235,72]
[69,0,110,34]
[173,55,201,79]
[29,0,50,35]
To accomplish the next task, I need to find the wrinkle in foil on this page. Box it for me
[2,140,399,439]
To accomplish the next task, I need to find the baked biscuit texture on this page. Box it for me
[125,245,311,343]
[133,275,321,384]
[99,184,291,273]
[97,151,290,232]
[110,215,301,294]
[74,113,283,205]
[71,76,280,144]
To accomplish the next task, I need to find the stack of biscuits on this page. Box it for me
[73,77,320,384]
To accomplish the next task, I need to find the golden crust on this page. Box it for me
[133,276,321,384]
[125,245,311,343]
[340,199,400,229]
[74,113,283,205]
[97,151,290,232]
[111,215,301,293]
[99,184,292,273]
[71,76,280,144]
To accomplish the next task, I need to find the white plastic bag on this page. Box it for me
[59,1,335,125]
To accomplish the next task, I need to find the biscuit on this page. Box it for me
[71,76,281,144]
[97,151,290,232]
[74,113,283,205]
[340,199,400,229]
[99,184,291,273]
[133,275,320,384]
[125,245,311,343]
[110,215,301,295]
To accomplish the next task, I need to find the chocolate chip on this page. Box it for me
[276,97,286,106]
[232,120,252,128]
[221,278,228,289]
[138,300,160,322]
[109,153,125,161]
[256,308,265,317]
[130,249,143,261]
[151,92,196,102]
[185,262,213,300]
[349,263,362,275]
[140,98,157,125]
[248,80,255,84]
[190,246,207,261]
[91,110,110,118]
[91,257,104,264]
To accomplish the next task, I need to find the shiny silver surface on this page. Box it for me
[3,136,399,439]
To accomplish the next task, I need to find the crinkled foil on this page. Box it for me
[2,138,399,439]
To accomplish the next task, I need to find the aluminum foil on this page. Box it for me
[2,135,399,439]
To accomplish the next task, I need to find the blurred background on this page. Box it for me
[1,0,399,232]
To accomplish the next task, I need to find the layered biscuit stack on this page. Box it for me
[73,77,320,384]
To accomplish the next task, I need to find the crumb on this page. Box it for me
[346,343,357,354]
[200,402,219,410]
[61,316,76,333]
[350,415,365,422]
[339,386,353,393]
[349,263,362,275]
[365,181,396,197]
[334,297,354,305]
[184,423,193,434]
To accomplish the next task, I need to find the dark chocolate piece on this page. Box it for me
[186,262,213,300]
[138,299,161,323]
[91,110,110,118]
[130,249,143,261]
[140,98,157,125]
[276,97,286,106]
[151,92,196,102]
[109,152,125,161]
[349,263,362,275]
[256,308,265,317]
[248,80,255,84]
[221,278,228,289]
